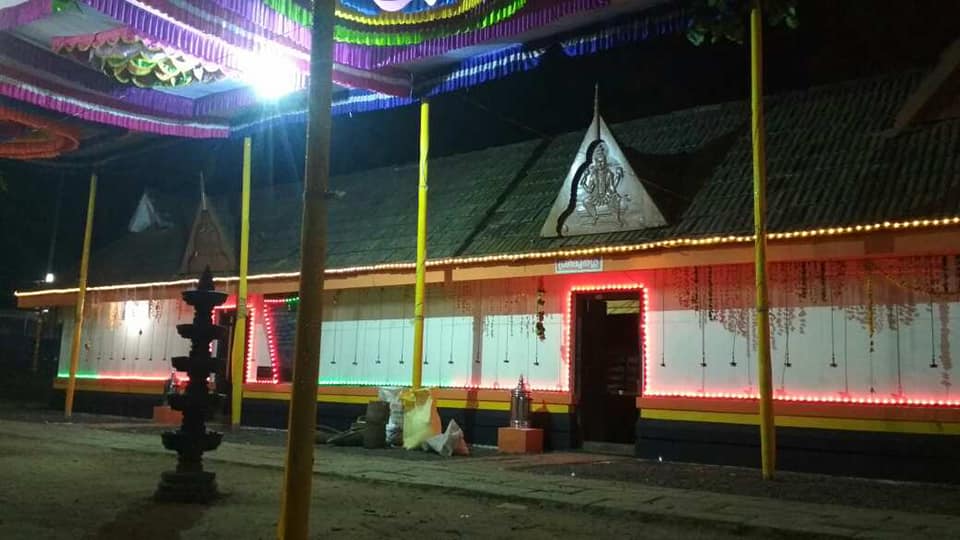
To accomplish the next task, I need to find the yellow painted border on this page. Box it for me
[52,378,163,396]
[642,408,960,435]
[52,379,572,413]
[244,390,569,413]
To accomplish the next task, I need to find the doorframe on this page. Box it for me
[565,283,647,445]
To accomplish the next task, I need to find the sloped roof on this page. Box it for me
[79,69,960,286]
[83,189,235,285]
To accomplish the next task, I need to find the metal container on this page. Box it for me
[510,375,532,428]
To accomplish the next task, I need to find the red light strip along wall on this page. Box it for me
[261,300,281,384]
[643,390,960,407]
[244,297,257,383]
[564,283,647,394]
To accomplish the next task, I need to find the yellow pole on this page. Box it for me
[64,172,97,418]
[411,100,430,390]
[750,1,776,479]
[229,136,253,427]
[278,0,334,536]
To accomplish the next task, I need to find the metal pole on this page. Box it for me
[277,0,334,537]
[229,136,252,427]
[412,100,430,390]
[750,1,776,479]
[64,172,97,418]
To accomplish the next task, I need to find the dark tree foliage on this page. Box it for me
[687,0,798,45]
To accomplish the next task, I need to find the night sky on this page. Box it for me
[1,0,957,307]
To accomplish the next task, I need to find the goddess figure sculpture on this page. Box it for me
[579,142,626,226]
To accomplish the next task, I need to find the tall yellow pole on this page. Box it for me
[411,100,430,390]
[278,0,334,537]
[750,1,776,479]
[229,136,253,427]
[64,172,97,418]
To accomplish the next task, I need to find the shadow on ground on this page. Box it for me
[84,499,210,540]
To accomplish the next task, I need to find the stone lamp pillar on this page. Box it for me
[155,267,228,503]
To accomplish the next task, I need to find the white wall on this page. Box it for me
[58,298,192,380]
[253,280,566,390]
[63,256,959,403]
[645,260,960,403]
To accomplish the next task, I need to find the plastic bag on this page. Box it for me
[400,387,441,450]
[378,387,404,446]
[425,419,470,457]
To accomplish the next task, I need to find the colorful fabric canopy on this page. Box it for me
[0,0,689,140]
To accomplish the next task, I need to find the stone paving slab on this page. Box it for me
[2,419,959,539]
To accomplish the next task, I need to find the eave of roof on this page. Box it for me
[16,214,960,304]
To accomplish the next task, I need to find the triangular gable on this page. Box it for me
[179,198,235,276]
[128,192,172,232]
[540,99,666,238]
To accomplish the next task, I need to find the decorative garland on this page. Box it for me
[8,0,684,136]
[333,0,527,47]
[416,44,544,97]
[0,69,229,138]
[535,279,546,341]
[0,105,80,159]
[0,33,198,118]
[264,0,468,28]
[53,28,228,88]
[561,7,690,57]
[338,0,487,26]
[79,0,606,70]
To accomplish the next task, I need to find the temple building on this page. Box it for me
[18,56,960,480]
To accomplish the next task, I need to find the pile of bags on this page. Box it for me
[319,386,468,456]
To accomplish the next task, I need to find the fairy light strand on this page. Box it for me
[17,217,960,300]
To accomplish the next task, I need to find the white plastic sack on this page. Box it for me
[425,419,470,457]
[378,387,404,446]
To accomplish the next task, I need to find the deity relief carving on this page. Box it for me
[540,94,666,238]
[579,141,626,227]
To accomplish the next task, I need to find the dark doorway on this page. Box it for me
[574,291,641,446]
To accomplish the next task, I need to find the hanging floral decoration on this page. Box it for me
[535,281,546,341]
[149,299,163,322]
[52,28,228,88]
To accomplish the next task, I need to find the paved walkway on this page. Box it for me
[1,419,957,539]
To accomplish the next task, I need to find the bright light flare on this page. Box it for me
[242,52,298,101]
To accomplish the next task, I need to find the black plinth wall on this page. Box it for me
[155,268,228,503]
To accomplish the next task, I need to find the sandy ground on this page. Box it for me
[0,434,764,540]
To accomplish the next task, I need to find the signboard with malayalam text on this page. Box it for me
[554,257,603,274]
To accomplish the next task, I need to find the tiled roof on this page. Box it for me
[81,69,960,286]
